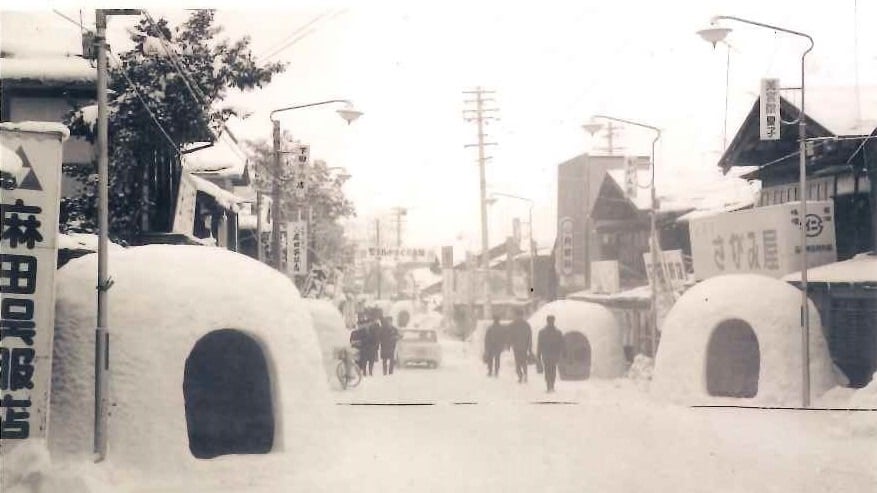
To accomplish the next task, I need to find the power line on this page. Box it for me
[262,9,348,61]
[258,10,333,58]
[107,49,181,155]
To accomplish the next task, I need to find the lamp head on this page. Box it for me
[697,26,732,48]
[336,103,363,125]
[582,122,603,136]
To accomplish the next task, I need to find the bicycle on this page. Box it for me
[335,347,362,389]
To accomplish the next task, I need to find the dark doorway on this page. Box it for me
[558,331,591,380]
[183,329,274,459]
[706,319,760,398]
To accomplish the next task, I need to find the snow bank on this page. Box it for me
[652,274,836,406]
[304,298,350,390]
[57,233,125,252]
[783,252,877,284]
[528,300,626,379]
[50,245,336,485]
[1,439,93,493]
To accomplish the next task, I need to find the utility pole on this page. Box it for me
[375,218,382,299]
[594,121,624,155]
[271,120,283,270]
[463,87,498,321]
[93,8,140,463]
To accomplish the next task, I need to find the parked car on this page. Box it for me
[396,329,442,368]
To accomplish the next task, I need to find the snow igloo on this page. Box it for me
[49,245,334,485]
[304,298,351,391]
[528,300,626,380]
[651,274,836,406]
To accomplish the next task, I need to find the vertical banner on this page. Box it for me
[760,78,781,141]
[0,123,66,447]
[623,156,638,198]
[292,144,309,201]
[286,220,308,275]
[441,245,454,268]
[558,217,574,277]
[172,172,198,235]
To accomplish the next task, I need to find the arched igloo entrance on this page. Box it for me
[558,331,592,380]
[705,319,760,398]
[184,329,274,459]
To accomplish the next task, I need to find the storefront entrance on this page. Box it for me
[706,319,760,398]
[183,329,274,459]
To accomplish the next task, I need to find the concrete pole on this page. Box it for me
[476,90,492,322]
[271,120,282,270]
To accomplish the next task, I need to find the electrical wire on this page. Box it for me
[258,10,333,59]
[262,9,347,61]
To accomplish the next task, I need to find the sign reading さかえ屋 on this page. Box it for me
[0,123,66,446]
[689,201,836,281]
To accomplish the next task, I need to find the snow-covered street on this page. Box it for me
[316,337,877,492]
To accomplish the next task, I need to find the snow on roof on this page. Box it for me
[304,298,349,390]
[527,299,626,378]
[1,11,86,59]
[0,121,70,139]
[652,274,836,406]
[50,245,333,479]
[567,284,652,303]
[182,137,248,180]
[797,86,877,136]
[0,57,96,84]
[185,172,245,212]
[57,232,125,252]
[606,168,654,211]
[782,253,877,284]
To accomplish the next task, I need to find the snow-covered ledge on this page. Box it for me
[0,121,70,140]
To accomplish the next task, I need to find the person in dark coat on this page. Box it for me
[379,316,400,375]
[483,315,506,377]
[537,315,566,393]
[507,309,533,383]
[349,313,370,374]
[361,310,382,376]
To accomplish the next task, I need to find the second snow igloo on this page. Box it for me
[651,274,836,406]
[49,245,334,484]
[305,298,352,390]
[528,300,626,380]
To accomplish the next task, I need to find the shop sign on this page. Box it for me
[760,78,780,141]
[287,220,308,275]
[689,201,836,281]
[0,124,65,444]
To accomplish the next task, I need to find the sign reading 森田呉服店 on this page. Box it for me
[688,201,837,281]
[0,122,66,448]
[286,220,308,275]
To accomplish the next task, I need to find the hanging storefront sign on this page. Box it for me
[624,156,638,198]
[558,217,574,277]
[760,78,781,141]
[172,172,198,235]
[590,260,620,294]
[642,249,688,291]
[0,123,66,444]
[286,220,308,275]
[689,201,836,281]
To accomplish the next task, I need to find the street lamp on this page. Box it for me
[490,192,536,309]
[268,100,362,270]
[584,115,661,356]
[698,15,814,407]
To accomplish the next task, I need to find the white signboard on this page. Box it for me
[291,144,309,201]
[642,249,688,291]
[689,201,836,281]
[624,156,638,198]
[590,260,620,294]
[365,246,430,262]
[0,123,65,445]
[172,172,198,235]
[286,220,308,275]
[760,78,780,141]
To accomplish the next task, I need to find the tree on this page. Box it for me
[245,137,356,269]
[63,10,285,244]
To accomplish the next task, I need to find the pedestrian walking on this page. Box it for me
[379,316,400,375]
[362,310,381,376]
[349,313,370,374]
[537,315,566,393]
[483,315,506,377]
[507,309,533,383]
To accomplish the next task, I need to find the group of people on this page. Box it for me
[483,309,566,392]
[349,309,401,376]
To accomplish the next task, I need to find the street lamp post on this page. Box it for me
[698,15,814,407]
[490,192,536,309]
[268,100,362,271]
[584,115,661,356]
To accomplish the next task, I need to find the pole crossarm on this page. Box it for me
[270,99,353,121]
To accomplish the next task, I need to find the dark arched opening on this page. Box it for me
[184,329,274,459]
[558,331,591,381]
[706,319,760,398]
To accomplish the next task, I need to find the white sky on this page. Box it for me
[16,0,877,251]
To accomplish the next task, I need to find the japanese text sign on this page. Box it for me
[760,78,781,141]
[689,201,836,281]
[558,217,574,276]
[1,124,65,446]
[642,249,688,291]
[286,221,308,275]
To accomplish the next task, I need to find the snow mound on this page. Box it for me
[528,300,626,379]
[627,354,654,382]
[0,439,92,493]
[50,245,335,484]
[304,298,350,391]
[652,274,836,406]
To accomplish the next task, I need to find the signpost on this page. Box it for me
[0,123,66,448]
[689,201,836,281]
[760,78,781,141]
